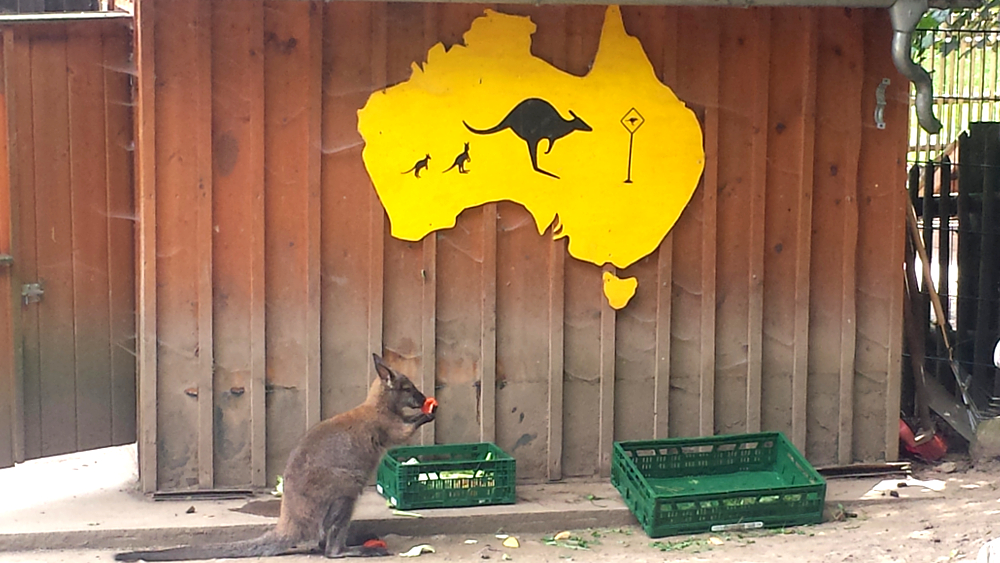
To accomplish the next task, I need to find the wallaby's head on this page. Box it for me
[371,353,427,413]
[568,110,592,132]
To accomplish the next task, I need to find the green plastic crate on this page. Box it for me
[377,442,516,510]
[611,432,826,538]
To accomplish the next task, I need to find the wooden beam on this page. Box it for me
[599,264,615,477]
[547,235,564,480]
[5,27,35,463]
[653,7,677,440]
[134,0,157,493]
[0,30,17,468]
[791,12,818,453]
[306,1,322,429]
[746,8,769,434]
[698,10,719,437]
[480,203,497,444]
[193,0,214,490]
[837,15,863,467]
[368,1,386,378]
[419,2,437,447]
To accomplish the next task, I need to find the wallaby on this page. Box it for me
[401,154,431,178]
[464,98,591,179]
[115,354,435,561]
[442,142,471,174]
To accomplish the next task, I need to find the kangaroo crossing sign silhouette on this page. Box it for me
[358,6,704,309]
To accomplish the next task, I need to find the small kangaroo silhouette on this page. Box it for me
[443,143,471,174]
[402,154,431,178]
[464,98,591,179]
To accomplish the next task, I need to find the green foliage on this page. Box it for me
[913,3,1000,61]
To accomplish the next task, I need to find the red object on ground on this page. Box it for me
[422,397,438,414]
[899,418,947,461]
[363,539,387,550]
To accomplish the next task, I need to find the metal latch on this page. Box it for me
[0,254,12,267]
[875,78,890,130]
[22,282,43,305]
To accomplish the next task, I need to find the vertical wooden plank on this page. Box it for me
[480,202,497,444]
[546,3,569,481]
[807,8,862,466]
[746,8,769,434]
[856,9,907,462]
[263,0,322,483]
[837,22,861,468]
[134,0,157,493]
[654,6,677,440]
[3,29,31,465]
[547,233,564,479]
[713,9,758,437]
[307,2,323,431]
[193,0,214,490]
[321,1,375,419]
[31,25,77,458]
[696,10,719,438]
[599,264,615,477]
[0,31,16,468]
[495,195,552,480]
[614,6,664,445]
[761,9,814,443]
[668,8,706,439]
[417,4,493,448]
[103,26,136,449]
[791,11,817,453]
[419,0,438,448]
[382,2,431,442]
[67,25,112,452]
[211,0,265,487]
[488,5,578,481]
[420,236,436,445]
[551,4,600,476]
[154,0,212,489]
[368,1,385,383]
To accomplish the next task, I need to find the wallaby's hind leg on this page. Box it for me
[525,139,559,179]
[322,498,389,559]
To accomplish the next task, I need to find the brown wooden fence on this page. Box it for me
[135,0,909,493]
[0,17,135,468]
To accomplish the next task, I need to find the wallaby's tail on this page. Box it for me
[464,120,506,135]
[115,530,296,561]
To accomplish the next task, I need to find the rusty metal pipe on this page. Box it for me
[890,0,943,134]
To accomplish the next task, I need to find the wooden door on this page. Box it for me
[0,18,135,468]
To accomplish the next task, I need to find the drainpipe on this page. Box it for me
[890,0,943,134]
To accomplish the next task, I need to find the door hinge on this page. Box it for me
[22,282,44,305]
[0,254,12,267]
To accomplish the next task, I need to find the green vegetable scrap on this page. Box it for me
[541,535,598,550]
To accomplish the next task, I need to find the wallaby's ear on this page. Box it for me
[373,354,393,384]
[569,110,578,119]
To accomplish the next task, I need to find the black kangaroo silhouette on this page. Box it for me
[464,98,591,179]
[402,154,431,178]
[443,142,471,174]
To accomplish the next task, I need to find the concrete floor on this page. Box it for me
[0,444,947,554]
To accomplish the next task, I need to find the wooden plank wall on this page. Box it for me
[0,20,135,463]
[136,0,908,491]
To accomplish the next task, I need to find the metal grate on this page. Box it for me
[905,13,1000,429]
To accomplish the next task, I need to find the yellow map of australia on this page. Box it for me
[357,6,704,309]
